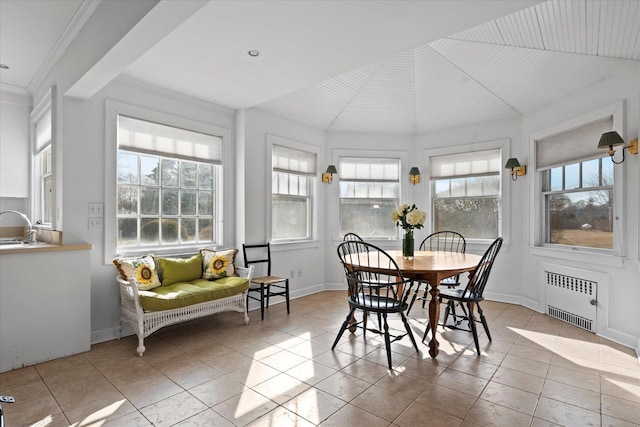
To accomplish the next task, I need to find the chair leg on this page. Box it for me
[406,283,422,315]
[442,298,452,325]
[260,285,265,321]
[285,279,290,314]
[421,288,428,309]
[422,320,431,342]
[477,303,492,341]
[467,302,481,354]
[382,313,392,370]
[265,284,271,308]
[401,312,419,352]
[332,307,356,350]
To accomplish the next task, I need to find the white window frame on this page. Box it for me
[529,101,625,264]
[105,100,231,263]
[332,149,409,243]
[424,139,510,250]
[267,134,319,244]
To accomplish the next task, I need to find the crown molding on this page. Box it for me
[28,0,102,93]
[0,83,31,97]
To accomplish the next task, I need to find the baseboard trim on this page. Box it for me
[598,327,640,356]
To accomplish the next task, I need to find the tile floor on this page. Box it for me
[1,291,639,426]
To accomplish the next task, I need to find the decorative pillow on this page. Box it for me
[112,255,161,291]
[201,248,237,279]
[156,253,203,287]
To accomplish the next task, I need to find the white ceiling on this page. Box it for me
[1,0,639,134]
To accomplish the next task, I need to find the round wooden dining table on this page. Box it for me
[344,249,482,358]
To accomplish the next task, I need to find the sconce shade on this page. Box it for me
[504,158,521,169]
[408,167,421,185]
[325,165,338,175]
[322,164,338,184]
[408,167,421,176]
[597,131,625,149]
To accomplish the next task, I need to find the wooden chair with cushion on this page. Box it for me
[242,243,290,321]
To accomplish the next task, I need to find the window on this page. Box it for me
[271,144,316,241]
[339,157,400,238]
[430,149,501,239]
[116,116,222,249]
[31,92,54,226]
[535,113,619,252]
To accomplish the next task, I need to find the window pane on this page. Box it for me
[43,175,52,224]
[199,218,213,241]
[483,175,500,195]
[582,159,599,187]
[117,218,137,247]
[162,189,179,215]
[450,178,466,197]
[161,160,178,186]
[340,199,397,238]
[434,179,450,198]
[272,195,308,239]
[382,183,399,198]
[140,218,159,245]
[140,156,159,185]
[550,167,563,191]
[181,190,197,215]
[547,190,613,249]
[199,164,213,190]
[117,185,138,215]
[199,192,213,215]
[181,162,197,188]
[565,163,580,190]
[602,160,613,186]
[339,182,355,198]
[354,182,368,198]
[466,177,483,197]
[117,152,138,184]
[161,219,180,244]
[368,182,382,198]
[182,218,196,242]
[434,198,499,239]
[140,187,159,215]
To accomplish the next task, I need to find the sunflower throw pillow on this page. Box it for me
[113,255,161,291]
[201,248,237,280]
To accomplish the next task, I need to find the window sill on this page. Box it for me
[270,240,321,252]
[529,246,624,268]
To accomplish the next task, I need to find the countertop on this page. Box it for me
[0,242,93,254]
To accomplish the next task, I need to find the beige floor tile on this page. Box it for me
[601,414,637,427]
[34,353,91,378]
[212,388,278,426]
[350,384,412,421]
[500,354,549,378]
[320,403,390,427]
[313,349,359,370]
[222,360,281,388]
[64,396,136,426]
[172,408,235,426]
[2,394,62,427]
[396,356,446,382]
[51,377,123,412]
[189,375,248,407]
[339,358,390,384]
[375,371,430,399]
[480,381,539,415]
[315,371,372,401]
[541,378,600,412]
[433,369,489,397]
[259,349,308,372]
[415,383,477,419]
[534,396,600,426]
[0,366,41,389]
[164,361,223,389]
[103,410,153,426]
[530,417,562,426]
[286,359,338,386]
[119,375,184,409]
[508,343,554,364]
[601,371,640,404]
[204,350,255,373]
[139,390,208,426]
[394,400,464,427]
[465,399,533,427]
[492,366,545,394]
[601,393,640,424]
[252,372,311,404]
[448,355,499,380]
[2,376,51,405]
[247,406,316,427]
[546,364,600,392]
[282,387,346,425]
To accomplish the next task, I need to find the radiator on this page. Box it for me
[543,265,599,332]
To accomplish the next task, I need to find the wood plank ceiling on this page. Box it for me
[256,0,640,134]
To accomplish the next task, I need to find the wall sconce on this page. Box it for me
[409,167,421,185]
[505,158,526,181]
[322,165,338,184]
[597,131,638,164]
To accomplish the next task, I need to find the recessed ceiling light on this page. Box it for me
[0,64,9,69]
[247,50,261,57]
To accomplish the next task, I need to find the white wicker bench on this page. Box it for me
[117,265,253,356]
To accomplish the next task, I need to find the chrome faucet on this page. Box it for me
[0,210,36,243]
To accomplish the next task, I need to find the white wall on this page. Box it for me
[521,67,640,349]
[0,90,31,199]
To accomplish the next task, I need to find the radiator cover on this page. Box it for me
[543,266,599,332]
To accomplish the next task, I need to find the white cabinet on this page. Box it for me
[0,91,30,198]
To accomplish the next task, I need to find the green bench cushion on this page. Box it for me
[139,277,249,311]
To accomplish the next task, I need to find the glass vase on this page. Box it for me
[402,229,414,260]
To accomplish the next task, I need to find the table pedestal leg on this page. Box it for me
[428,286,440,358]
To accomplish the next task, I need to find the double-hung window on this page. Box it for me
[33,108,52,225]
[536,115,618,251]
[116,115,222,250]
[430,149,501,239]
[271,144,317,241]
[339,157,400,238]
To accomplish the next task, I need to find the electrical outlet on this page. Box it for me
[88,218,103,230]
[88,203,104,217]
[298,269,302,277]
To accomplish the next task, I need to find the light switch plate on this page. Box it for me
[88,203,104,217]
